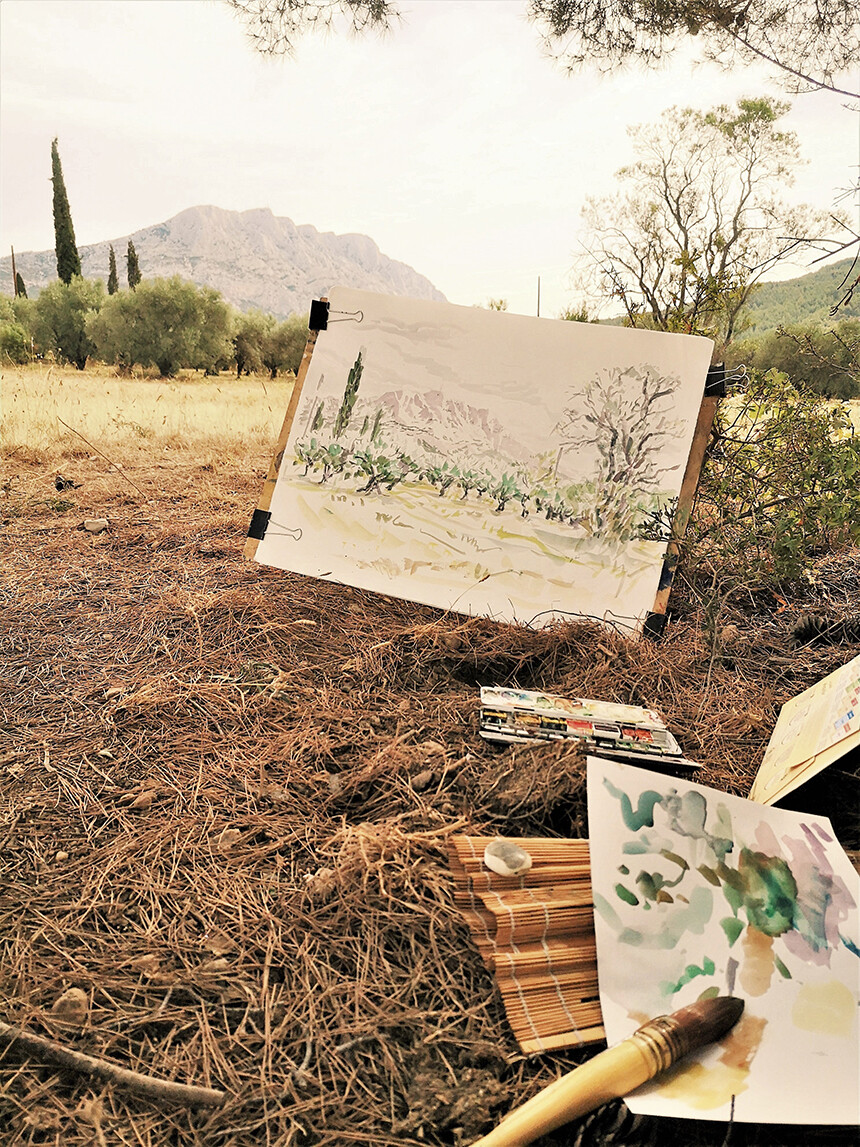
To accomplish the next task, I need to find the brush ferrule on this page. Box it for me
[629,1014,687,1075]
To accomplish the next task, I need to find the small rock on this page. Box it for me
[80,519,109,534]
[416,739,446,756]
[259,782,288,803]
[51,986,88,1027]
[483,838,533,877]
[304,866,337,903]
[411,769,435,791]
[217,827,242,851]
[55,851,69,862]
[719,624,740,644]
[128,791,155,811]
[199,957,231,973]
[128,954,160,977]
[436,631,463,652]
[324,772,344,797]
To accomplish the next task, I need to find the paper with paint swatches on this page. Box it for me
[750,652,860,806]
[587,756,860,1125]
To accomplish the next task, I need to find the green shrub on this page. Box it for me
[688,369,860,587]
[0,320,31,364]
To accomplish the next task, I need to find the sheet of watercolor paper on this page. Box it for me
[253,287,713,632]
[587,756,860,1123]
[750,653,860,805]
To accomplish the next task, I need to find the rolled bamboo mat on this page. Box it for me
[448,835,604,1053]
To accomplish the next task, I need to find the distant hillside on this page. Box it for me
[743,256,860,333]
[0,206,446,317]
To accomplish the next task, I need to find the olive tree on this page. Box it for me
[260,313,307,379]
[31,277,105,370]
[88,277,232,377]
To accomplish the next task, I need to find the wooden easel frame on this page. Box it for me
[644,375,723,637]
[244,321,321,561]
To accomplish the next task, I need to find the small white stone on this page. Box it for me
[483,838,533,877]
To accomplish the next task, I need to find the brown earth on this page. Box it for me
[1,452,858,1146]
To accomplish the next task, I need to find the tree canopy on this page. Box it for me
[226,0,859,98]
[32,277,105,370]
[88,277,232,377]
[576,97,831,350]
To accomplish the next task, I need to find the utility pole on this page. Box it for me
[11,246,18,296]
[536,275,541,318]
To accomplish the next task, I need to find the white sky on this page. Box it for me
[1,0,858,317]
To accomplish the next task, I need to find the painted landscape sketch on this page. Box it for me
[587,757,860,1125]
[253,287,714,629]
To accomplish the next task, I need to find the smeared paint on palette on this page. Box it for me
[587,757,860,1124]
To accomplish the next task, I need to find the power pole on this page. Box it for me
[11,246,18,296]
[536,275,541,318]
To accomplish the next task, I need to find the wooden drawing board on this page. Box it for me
[246,288,714,633]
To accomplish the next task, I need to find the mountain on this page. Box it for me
[0,206,446,316]
[741,256,859,334]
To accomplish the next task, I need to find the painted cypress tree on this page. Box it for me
[107,245,119,294]
[51,138,81,284]
[334,350,363,437]
[127,240,141,289]
[15,273,27,298]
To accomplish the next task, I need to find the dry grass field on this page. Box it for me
[1,364,858,1146]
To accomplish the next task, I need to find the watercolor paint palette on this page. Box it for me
[479,685,696,769]
[751,652,860,805]
[587,756,860,1125]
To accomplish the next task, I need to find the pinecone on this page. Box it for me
[791,612,860,647]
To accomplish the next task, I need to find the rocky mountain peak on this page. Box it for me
[0,205,446,317]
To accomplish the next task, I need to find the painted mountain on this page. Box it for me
[296,386,536,478]
[0,206,446,317]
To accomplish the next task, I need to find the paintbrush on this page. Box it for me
[471,995,744,1147]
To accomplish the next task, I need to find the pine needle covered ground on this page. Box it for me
[1,368,858,1146]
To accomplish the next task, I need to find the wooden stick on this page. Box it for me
[0,1020,227,1108]
[244,319,320,561]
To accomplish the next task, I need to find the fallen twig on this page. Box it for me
[0,1019,228,1108]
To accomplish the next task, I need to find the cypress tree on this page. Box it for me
[15,273,27,298]
[107,245,118,294]
[126,240,141,289]
[51,138,81,284]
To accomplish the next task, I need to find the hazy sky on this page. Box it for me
[1,0,857,317]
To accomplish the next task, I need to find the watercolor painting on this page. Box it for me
[587,756,860,1123]
[751,653,860,806]
[252,287,713,631]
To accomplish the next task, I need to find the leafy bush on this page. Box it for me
[727,318,860,399]
[687,369,860,586]
[0,321,31,364]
